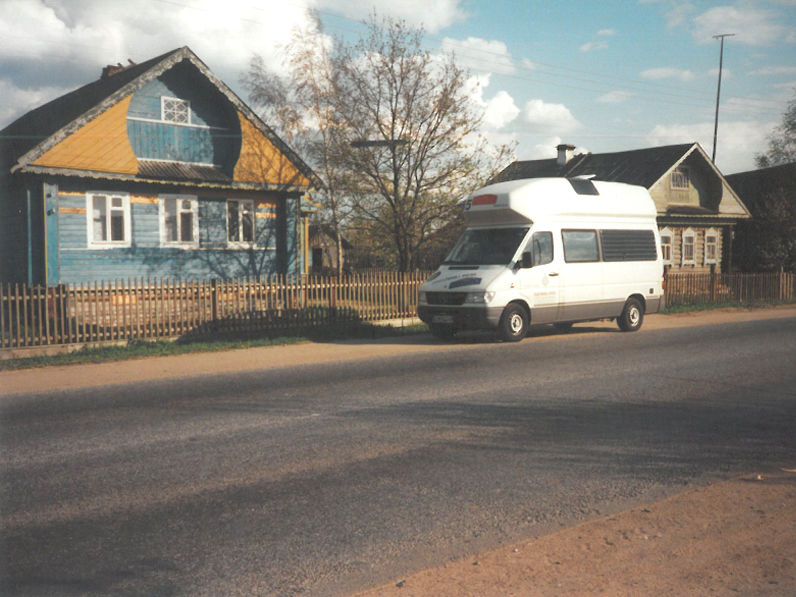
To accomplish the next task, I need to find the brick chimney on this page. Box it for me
[101,63,125,79]
[101,59,135,80]
[556,143,576,166]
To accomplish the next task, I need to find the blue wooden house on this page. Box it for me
[0,47,319,285]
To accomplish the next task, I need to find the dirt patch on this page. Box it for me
[356,471,796,596]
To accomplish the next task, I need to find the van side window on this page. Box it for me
[562,230,599,262]
[600,230,657,261]
[531,232,553,266]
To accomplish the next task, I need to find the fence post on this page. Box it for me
[211,278,219,332]
[709,264,716,303]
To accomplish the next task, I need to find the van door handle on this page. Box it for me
[548,272,559,277]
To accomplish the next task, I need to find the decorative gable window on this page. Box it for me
[161,195,198,247]
[660,227,673,265]
[161,96,190,124]
[681,228,696,265]
[671,165,689,189]
[227,199,255,245]
[704,228,719,265]
[87,192,131,247]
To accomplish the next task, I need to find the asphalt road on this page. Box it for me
[2,315,795,596]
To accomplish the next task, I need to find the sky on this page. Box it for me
[1,0,795,174]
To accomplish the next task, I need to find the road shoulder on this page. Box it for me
[356,471,796,596]
[1,306,794,397]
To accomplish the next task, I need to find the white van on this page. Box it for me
[417,177,664,341]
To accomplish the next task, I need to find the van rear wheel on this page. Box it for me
[617,298,644,332]
[498,304,528,342]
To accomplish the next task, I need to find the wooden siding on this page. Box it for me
[233,112,311,187]
[661,225,724,273]
[50,189,291,283]
[32,96,138,174]
[127,75,238,169]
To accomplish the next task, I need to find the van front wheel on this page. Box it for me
[498,304,528,342]
[617,298,644,332]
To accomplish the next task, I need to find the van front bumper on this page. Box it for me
[417,305,504,330]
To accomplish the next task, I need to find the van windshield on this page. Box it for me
[442,227,530,266]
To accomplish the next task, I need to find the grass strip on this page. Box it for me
[0,322,428,371]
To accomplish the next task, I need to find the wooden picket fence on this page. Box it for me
[664,271,795,307]
[2,271,793,349]
[0,272,427,349]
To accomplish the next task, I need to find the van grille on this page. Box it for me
[427,292,467,306]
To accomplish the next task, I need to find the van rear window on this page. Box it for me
[600,230,657,261]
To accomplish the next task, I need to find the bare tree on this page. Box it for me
[243,19,351,275]
[243,15,514,273]
[335,17,513,271]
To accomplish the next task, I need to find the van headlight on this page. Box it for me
[418,291,428,304]
[465,291,496,304]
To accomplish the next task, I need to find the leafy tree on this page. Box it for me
[731,164,796,273]
[756,90,796,168]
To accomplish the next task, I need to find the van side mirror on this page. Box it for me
[521,251,533,268]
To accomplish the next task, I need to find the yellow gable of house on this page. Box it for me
[233,112,311,187]
[32,95,138,175]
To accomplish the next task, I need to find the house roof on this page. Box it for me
[726,162,796,211]
[495,143,696,188]
[1,46,320,190]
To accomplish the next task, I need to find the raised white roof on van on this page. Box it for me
[463,178,657,226]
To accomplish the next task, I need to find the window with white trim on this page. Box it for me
[87,192,130,247]
[681,228,696,265]
[704,228,719,265]
[227,199,255,245]
[660,227,673,265]
[161,96,190,124]
[161,195,198,247]
[671,165,689,189]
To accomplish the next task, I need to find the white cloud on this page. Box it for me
[483,90,520,129]
[580,40,608,52]
[750,65,796,76]
[441,36,515,74]
[0,0,470,128]
[521,136,588,161]
[319,0,465,33]
[597,29,616,36]
[597,90,633,104]
[646,119,775,174]
[641,67,697,82]
[522,99,580,134]
[665,3,695,28]
[0,78,69,126]
[692,6,796,46]
[464,74,519,130]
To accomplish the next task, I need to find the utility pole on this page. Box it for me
[712,33,735,163]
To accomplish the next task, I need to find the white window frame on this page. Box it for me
[86,192,131,248]
[671,165,690,190]
[160,195,199,248]
[161,96,191,125]
[681,228,696,266]
[660,227,673,265]
[226,199,256,246]
[704,228,719,265]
